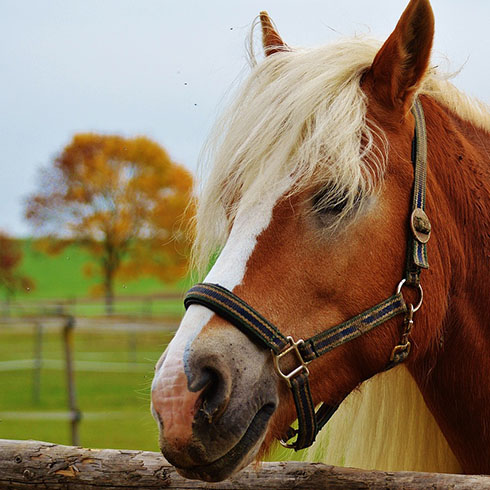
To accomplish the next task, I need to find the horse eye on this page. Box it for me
[311,187,363,222]
[312,188,349,215]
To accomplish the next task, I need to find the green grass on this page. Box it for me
[0,325,298,460]
[0,238,192,449]
[0,325,173,450]
[18,239,99,300]
[0,238,192,318]
[15,238,190,301]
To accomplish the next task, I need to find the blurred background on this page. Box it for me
[1,0,488,452]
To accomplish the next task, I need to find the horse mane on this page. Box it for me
[193,38,385,273]
[302,366,462,472]
[193,36,490,274]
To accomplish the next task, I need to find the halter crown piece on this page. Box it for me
[184,99,430,451]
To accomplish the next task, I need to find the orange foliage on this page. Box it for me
[25,134,194,310]
[0,232,35,298]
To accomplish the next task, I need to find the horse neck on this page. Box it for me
[409,95,490,473]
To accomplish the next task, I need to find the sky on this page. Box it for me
[1,0,489,236]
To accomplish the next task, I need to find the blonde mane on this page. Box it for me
[194,38,384,273]
[193,36,490,274]
[192,33,489,473]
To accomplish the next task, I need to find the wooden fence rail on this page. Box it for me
[0,439,489,489]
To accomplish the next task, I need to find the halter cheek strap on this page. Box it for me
[406,98,430,285]
[184,98,430,451]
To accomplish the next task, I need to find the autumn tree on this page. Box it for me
[25,134,194,314]
[0,232,34,311]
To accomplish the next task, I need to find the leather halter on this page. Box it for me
[184,98,430,451]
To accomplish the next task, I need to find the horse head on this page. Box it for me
[151,0,490,480]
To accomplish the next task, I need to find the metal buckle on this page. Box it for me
[273,336,310,388]
[390,301,415,363]
[390,341,411,362]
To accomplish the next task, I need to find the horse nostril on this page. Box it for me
[190,366,232,423]
[188,365,212,392]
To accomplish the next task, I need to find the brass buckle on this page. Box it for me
[390,302,415,363]
[390,341,411,362]
[273,336,310,388]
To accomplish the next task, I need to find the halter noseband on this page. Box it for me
[184,98,430,451]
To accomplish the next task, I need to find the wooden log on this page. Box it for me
[0,439,489,489]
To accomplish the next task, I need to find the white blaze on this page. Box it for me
[151,187,287,433]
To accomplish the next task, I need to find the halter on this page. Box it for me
[184,98,430,451]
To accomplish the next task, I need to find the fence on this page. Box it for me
[0,313,178,448]
[1,439,489,489]
[2,307,487,488]
[1,292,184,320]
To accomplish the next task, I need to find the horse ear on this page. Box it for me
[260,11,289,56]
[364,0,434,116]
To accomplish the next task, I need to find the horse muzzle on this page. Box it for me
[151,317,278,482]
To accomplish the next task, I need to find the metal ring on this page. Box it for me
[279,438,297,449]
[396,279,424,312]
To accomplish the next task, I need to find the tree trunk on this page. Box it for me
[103,252,116,316]
[104,268,114,315]
[1,439,489,489]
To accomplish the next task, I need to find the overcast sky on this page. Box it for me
[1,0,489,236]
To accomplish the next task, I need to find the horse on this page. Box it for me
[151,0,490,481]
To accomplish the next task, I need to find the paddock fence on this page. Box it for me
[0,312,179,448]
[2,305,488,488]
[0,439,489,489]
[1,291,184,321]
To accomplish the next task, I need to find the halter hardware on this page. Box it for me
[390,303,414,363]
[411,208,431,244]
[396,278,423,312]
[273,336,311,387]
[388,279,423,364]
[184,98,430,451]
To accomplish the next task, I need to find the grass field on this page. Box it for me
[1,239,296,459]
[16,238,190,301]
[1,239,192,450]
[0,323,174,451]
[3,239,191,318]
[0,323,306,461]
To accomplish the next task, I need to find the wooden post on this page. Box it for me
[68,296,77,316]
[62,316,81,446]
[32,321,43,404]
[1,439,490,489]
